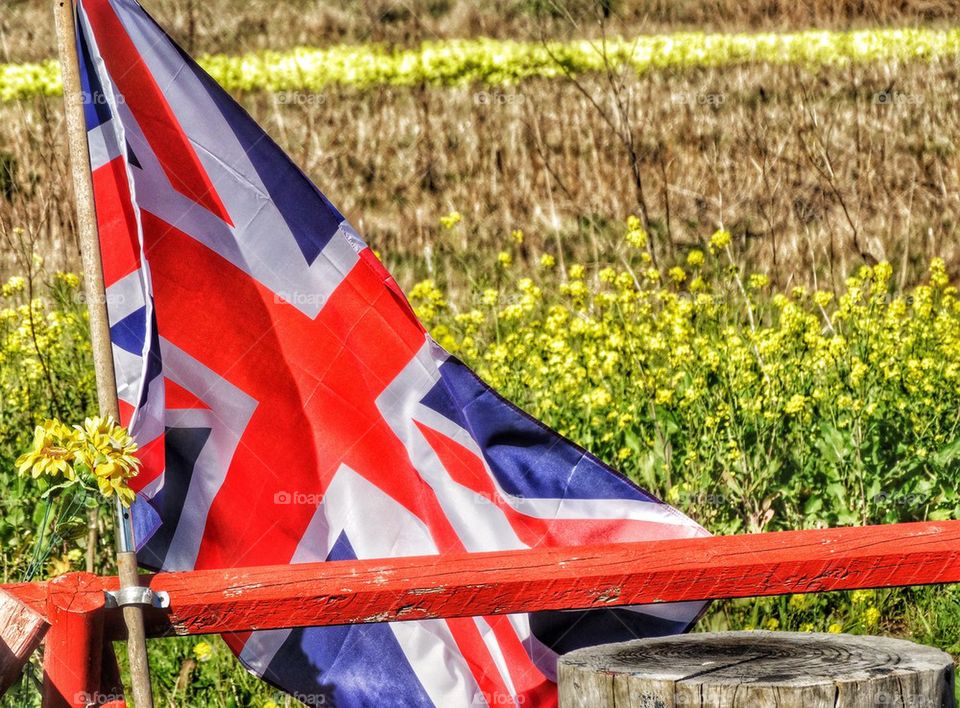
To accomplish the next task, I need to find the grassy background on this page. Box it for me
[5,60,960,291]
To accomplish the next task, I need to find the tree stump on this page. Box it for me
[558,631,956,707]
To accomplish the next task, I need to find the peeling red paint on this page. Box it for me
[7,520,960,706]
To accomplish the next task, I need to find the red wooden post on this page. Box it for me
[42,573,105,708]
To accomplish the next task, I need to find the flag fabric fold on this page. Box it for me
[74,0,710,704]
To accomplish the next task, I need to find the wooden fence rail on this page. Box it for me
[3,520,960,706]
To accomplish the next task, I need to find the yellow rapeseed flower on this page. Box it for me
[192,641,214,663]
[930,257,949,288]
[709,228,732,251]
[625,215,648,248]
[439,211,462,229]
[54,272,81,289]
[2,276,26,298]
[813,291,833,308]
[785,394,807,416]
[654,388,674,405]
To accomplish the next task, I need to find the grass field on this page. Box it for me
[1,0,959,705]
[3,0,957,63]
[7,27,960,99]
[5,55,960,290]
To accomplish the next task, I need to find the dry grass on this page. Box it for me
[254,58,960,291]
[1,0,956,63]
[3,55,960,291]
[2,0,959,291]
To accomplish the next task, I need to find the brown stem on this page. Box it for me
[85,507,98,574]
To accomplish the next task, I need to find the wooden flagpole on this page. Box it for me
[52,1,154,705]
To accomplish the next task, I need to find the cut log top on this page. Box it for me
[558,631,956,707]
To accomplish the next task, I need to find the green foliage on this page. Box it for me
[0,270,97,583]
[1,636,285,708]
[141,636,281,707]
[702,588,892,635]
[1,219,958,700]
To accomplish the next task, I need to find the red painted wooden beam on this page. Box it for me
[99,519,959,638]
[5,521,957,704]
[7,521,960,644]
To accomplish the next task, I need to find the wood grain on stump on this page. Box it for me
[558,631,955,708]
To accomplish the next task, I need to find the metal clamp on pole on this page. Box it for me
[105,587,170,610]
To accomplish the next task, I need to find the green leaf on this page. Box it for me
[725,473,744,497]
[39,480,79,500]
[825,482,847,503]
[803,496,823,516]
[931,436,960,467]
[836,509,859,525]
[54,519,87,540]
[815,423,850,466]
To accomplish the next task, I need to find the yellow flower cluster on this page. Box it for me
[439,211,462,229]
[0,58,61,101]
[47,548,83,577]
[733,585,893,637]
[16,415,141,507]
[17,420,76,479]
[192,640,214,663]
[410,220,960,534]
[5,27,960,100]
[0,271,95,452]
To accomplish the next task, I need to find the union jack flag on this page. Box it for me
[75,0,709,704]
